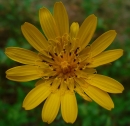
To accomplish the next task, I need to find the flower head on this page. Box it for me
[5,2,124,124]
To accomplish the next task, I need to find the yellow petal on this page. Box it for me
[6,65,42,82]
[42,68,56,77]
[74,77,89,88]
[61,90,77,123]
[83,68,97,74]
[42,91,60,124]
[66,78,74,91]
[35,78,53,86]
[77,14,97,51]
[78,46,91,61]
[5,47,41,65]
[90,30,117,57]
[23,83,51,110]
[59,80,67,95]
[83,85,114,110]
[75,83,92,101]
[35,61,52,69]
[21,22,48,52]
[87,49,123,68]
[38,53,54,64]
[86,74,124,93]
[69,22,79,52]
[54,2,69,36]
[75,69,96,78]
[39,8,59,39]
[70,22,79,39]
[35,79,45,86]
[51,78,61,92]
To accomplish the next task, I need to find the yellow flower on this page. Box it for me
[5,2,124,124]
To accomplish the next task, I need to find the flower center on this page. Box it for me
[38,34,83,79]
[60,61,70,73]
[50,51,78,79]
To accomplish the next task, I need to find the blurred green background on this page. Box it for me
[0,0,130,126]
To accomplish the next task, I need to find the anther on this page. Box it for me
[63,49,66,53]
[49,52,53,56]
[73,59,76,62]
[55,53,58,56]
[75,47,79,54]
[42,60,45,62]
[86,63,90,65]
[67,87,69,90]
[58,85,60,89]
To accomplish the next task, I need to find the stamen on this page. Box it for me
[55,53,58,56]
[73,59,76,62]
[86,63,90,65]
[58,85,60,89]
[42,60,46,62]
[50,82,53,86]
[75,47,79,54]
[49,52,52,57]
[63,48,66,53]
[46,34,81,79]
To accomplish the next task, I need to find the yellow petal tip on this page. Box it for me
[21,22,28,29]
[22,22,27,26]
[110,30,117,35]
[90,14,97,18]
[39,7,47,12]
[55,1,62,4]
[120,86,125,93]
[119,49,124,56]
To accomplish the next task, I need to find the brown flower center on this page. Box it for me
[60,61,70,73]
[50,51,78,79]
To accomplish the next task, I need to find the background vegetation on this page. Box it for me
[0,0,130,125]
